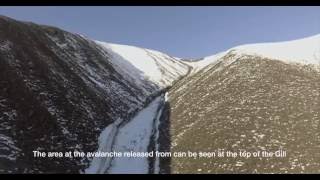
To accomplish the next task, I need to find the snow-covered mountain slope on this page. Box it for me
[94,41,190,90]
[190,34,320,74]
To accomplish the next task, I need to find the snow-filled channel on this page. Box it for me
[86,95,165,174]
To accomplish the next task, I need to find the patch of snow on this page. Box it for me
[233,34,320,65]
[94,41,189,88]
[192,34,320,73]
[187,51,229,74]
[164,92,169,102]
[0,40,12,51]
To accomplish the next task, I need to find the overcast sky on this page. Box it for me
[1,6,320,58]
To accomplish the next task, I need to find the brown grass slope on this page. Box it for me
[167,53,320,173]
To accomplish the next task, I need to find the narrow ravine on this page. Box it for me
[85,63,193,174]
[85,94,166,174]
[149,92,169,174]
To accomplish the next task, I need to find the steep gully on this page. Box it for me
[85,62,193,174]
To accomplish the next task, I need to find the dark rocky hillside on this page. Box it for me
[0,15,160,173]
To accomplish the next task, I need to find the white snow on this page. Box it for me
[186,51,229,74]
[86,96,164,174]
[164,92,169,102]
[190,34,320,73]
[0,40,12,51]
[99,42,162,82]
[107,96,163,174]
[233,34,320,65]
[94,41,189,88]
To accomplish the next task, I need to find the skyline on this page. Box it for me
[0,6,320,58]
